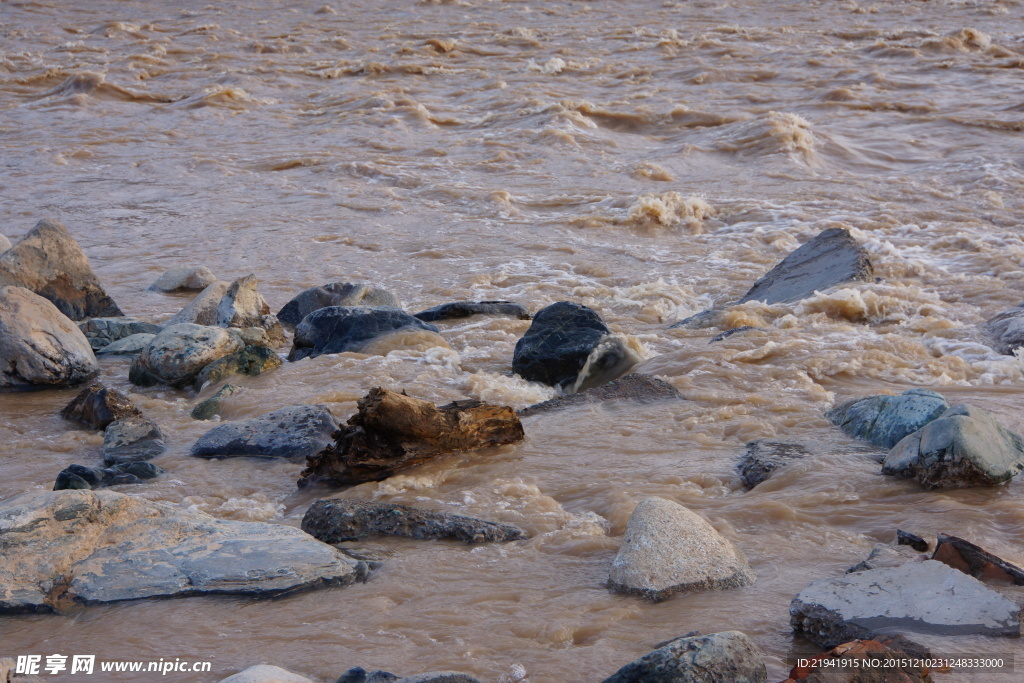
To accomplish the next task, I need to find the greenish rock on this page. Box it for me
[192,383,241,420]
[827,388,949,449]
[96,333,155,356]
[194,345,282,389]
[601,631,768,683]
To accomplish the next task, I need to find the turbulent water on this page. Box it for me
[3,0,1024,680]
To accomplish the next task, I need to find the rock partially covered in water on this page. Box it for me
[78,317,162,351]
[737,440,811,489]
[337,671,481,683]
[96,332,156,356]
[739,227,873,305]
[194,345,282,388]
[932,533,1024,585]
[60,382,142,430]
[897,529,929,552]
[219,665,315,683]
[0,286,99,392]
[0,489,363,614]
[984,303,1024,356]
[164,280,230,327]
[129,323,244,388]
[277,282,400,330]
[827,389,949,449]
[216,274,284,343]
[192,383,241,420]
[288,306,440,361]
[414,300,531,322]
[790,560,1020,648]
[54,462,164,490]
[302,500,527,544]
[785,636,935,683]
[601,631,768,683]
[0,219,122,320]
[882,404,1024,488]
[607,498,755,602]
[299,387,524,488]
[191,404,339,460]
[102,417,165,465]
[148,266,217,293]
[518,373,682,417]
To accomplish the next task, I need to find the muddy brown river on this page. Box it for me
[3,0,1024,680]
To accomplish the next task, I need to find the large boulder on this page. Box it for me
[414,300,530,323]
[193,344,282,388]
[164,280,230,327]
[984,302,1024,355]
[601,631,768,683]
[790,560,1020,648]
[0,489,364,614]
[78,317,162,351]
[148,266,217,293]
[301,500,527,544]
[54,462,164,490]
[129,323,244,388]
[607,498,755,601]
[191,404,339,460]
[101,417,165,465]
[518,373,682,417]
[736,440,810,489]
[738,227,873,305]
[827,389,949,449]
[0,219,122,320]
[216,274,279,334]
[60,382,142,430]
[287,306,440,361]
[277,283,400,330]
[881,404,1024,488]
[0,286,99,392]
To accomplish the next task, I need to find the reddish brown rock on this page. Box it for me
[60,382,142,430]
[932,533,1024,585]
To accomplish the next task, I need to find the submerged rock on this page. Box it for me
[0,489,363,614]
[60,382,142,430]
[518,373,682,417]
[129,323,244,388]
[164,280,230,327]
[607,498,755,601]
[191,404,339,460]
[0,219,122,320]
[668,308,726,330]
[191,383,241,420]
[277,282,400,330]
[288,306,441,361]
[148,266,217,292]
[882,404,1024,488]
[78,317,162,351]
[95,332,156,356]
[827,389,949,449]
[54,462,164,490]
[300,388,524,488]
[932,533,1024,585]
[302,500,527,544]
[737,440,811,489]
[601,631,768,683]
[0,286,99,392]
[984,303,1024,356]
[414,300,530,322]
[193,344,282,388]
[102,417,165,465]
[897,529,929,552]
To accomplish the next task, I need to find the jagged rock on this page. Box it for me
[984,303,1024,355]
[54,462,164,490]
[414,300,530,322]
[129,323,244,388]
[217,274,268,328]
[518,373,682,417]
[828,389,949,449]
[219,665,316,683]
[790,560,1020,648]
[102,417,165,465]
[512,301,639,391]
[882,404,1024,488]
[601,631,768,683]
[60,382,142,430]
[78,317,162,351]
[288,306,441,361]
[302,500,527,544]
[194,345,282,388]
[846,543,922,573]
[277,282,400,330]
[191,404,339,460]
[96,332,156,356]
[737,441,810,488]
[607,498,755,602]
[164,280,230,326]
[148,266,217,293]
[299,388,525,488]
[0,286,99,392]
[932,533,1024,585]
[897,529,929,552]
[783,636,935,683]
[0,489,364,614]
[191,383,241,420]
[0,219,122,320]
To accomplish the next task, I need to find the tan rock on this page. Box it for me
[164,280,230,326]
[129,323,243,388]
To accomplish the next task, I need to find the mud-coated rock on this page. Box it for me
[288,306,440,361]
[0,489,363,614]
[828,389,949,449]
[601,631,768,683]
[191,404,339,460]
[148,266,217,292]
[54,462,164,491]
[164,280,230,327]
[194,345,282,388]
[60,382,142,430]
[737,440,811,488]
[96,332,155,356]
[277,283,400,330]
[608,498,755,601]
[78,317,162,351]
[790,560,1020,649]
[414,300,530,323]
[739,227,873,305]
[518,373,682,417]
[302,500,527,544]
[0,286,99,392]
[0,219,122,320]
[129,323,244,388]
[984,303,1024,356]
[932,533,1024,585]
[102,417,165,465]
[881,404,1024,488]
[191,383,241,420]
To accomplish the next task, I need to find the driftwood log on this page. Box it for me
[298,387,525,488]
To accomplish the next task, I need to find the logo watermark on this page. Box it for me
[15,655,212,676]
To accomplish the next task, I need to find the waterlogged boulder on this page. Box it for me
[96,332,155,356]
[0,489,364,614]
[102,417,165,465]
[54,462,164,490]
[0,286,99,391]
[881,404,1024,488]
[78,317,162,351]
[164,280,230,327]
[414,300,530,323]
[607,498,755,601]
[518,373,682,416]
[828,389,949,449]
[288,306,440,361]
[790,560,1020,648]
[129,323,243,388]
[60,382,142,430]
[219,665,315,683]
[191,383,240,420]
[191,404,339,460]
[737,440,811,489]
[984,303,1024,356]
[0,219,122,320]
[739,227,873,305]
[932,533,1024,585]
[302,500,527,544]
[601,631,768,683]
[277,282,400,330]
[148,266,217,292]
[217,274,284,343]
[194,345,282,388]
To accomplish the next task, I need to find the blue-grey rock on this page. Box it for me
[96,333,156,356]
[668,309,726,330]
[278,283,400,330]
[54,462,165,490]
[414,300,530,322]
[601,631,768,683]
[827,389,949,449]
[102,417,165,465]
[191,404,339,460]
[287,306,438,361]
[78,317,162,351]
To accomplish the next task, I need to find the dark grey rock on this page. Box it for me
[287,306,438,361]
[827,389,949,449]
[897,529,929,552]
[395,675,481,683]
[414,300,530,322]
[102,417,165,465]
[78,317,162,351]
[191,383,241,420]
[129,323,244,388]
[984,303,1024,355]
[518,373,682,416]
[191,404,339,460]
[737,440,810,489]
[601,631,768,683]
[336,669,398,683]
[194,345,282,389]
[668,309,726,330]
[708,326,765,343]
[54,462,164,490]
[60,382,142,430]
[96,333,155,356]
[278,283,400,330]
[148,266,217,292]
[933,533,1024,585]
[846,543,922,573]
[302,500,527,544]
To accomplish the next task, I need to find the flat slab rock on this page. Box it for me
[0,490,363,614]
[601,631,768,683]
[414,300,531,322]
[518,373,682,417]
[828,389,949,449]
[191,404,339,460]
[790,559,1020,649]
[933,533,1024,585]
[102,417,165,465]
